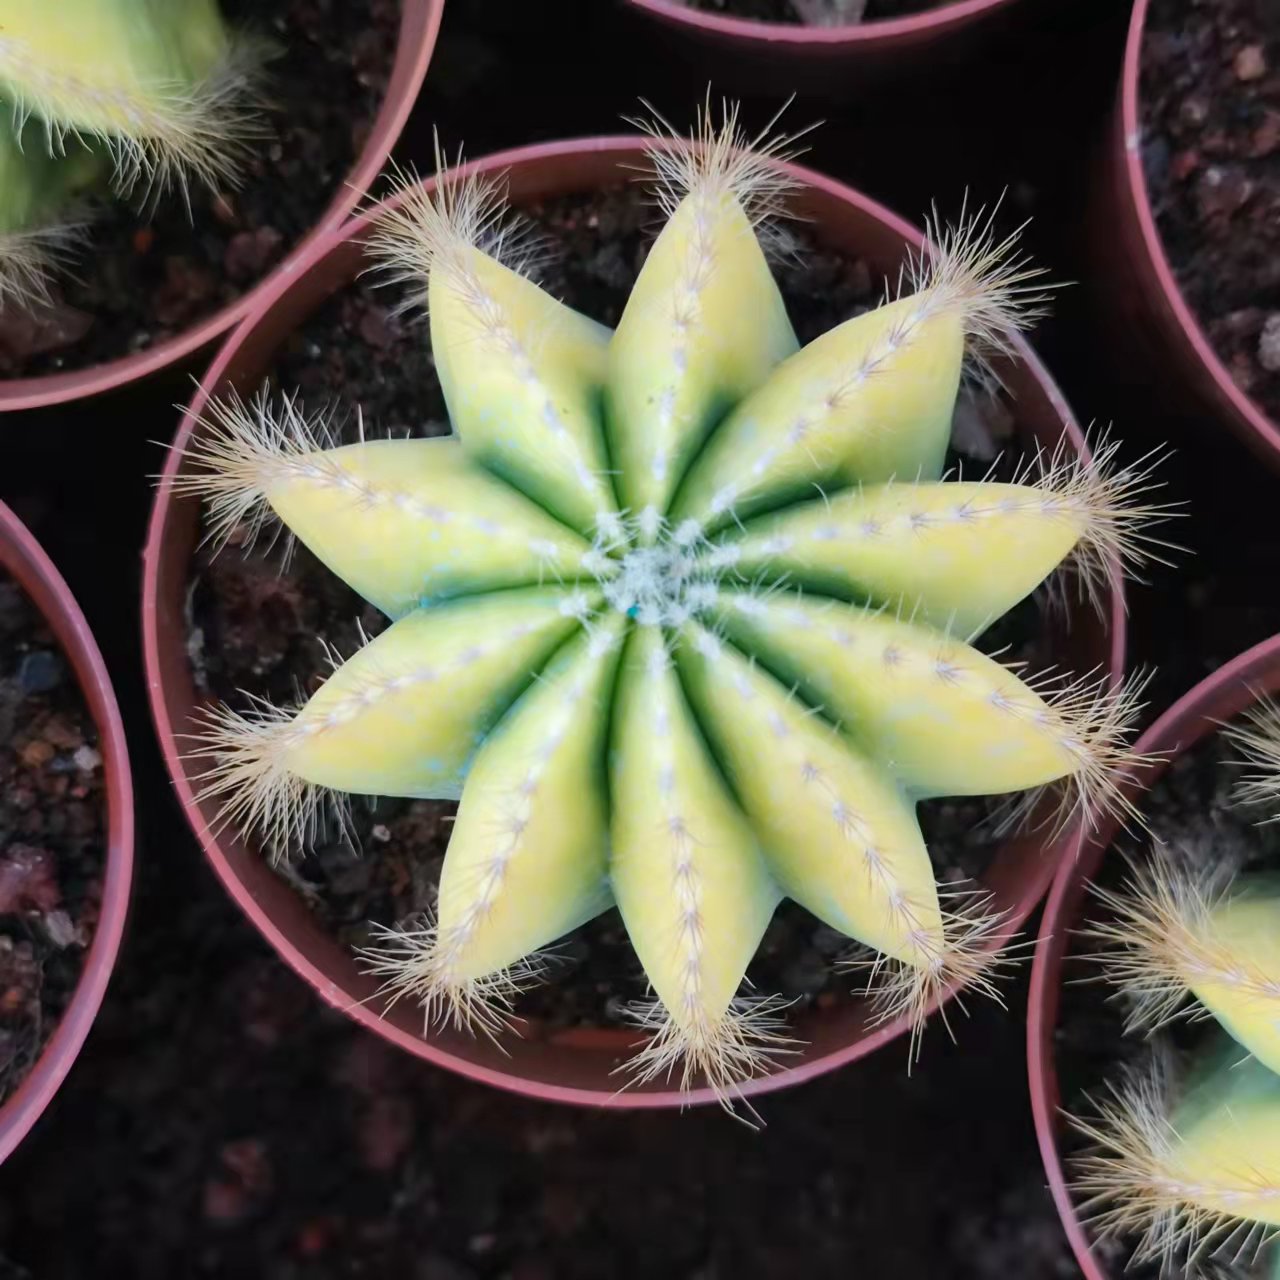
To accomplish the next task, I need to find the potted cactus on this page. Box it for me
[146,109,1154,1108]
[0,0,445,411]
[1030,635,1280,1278]
[0,500,133,1164]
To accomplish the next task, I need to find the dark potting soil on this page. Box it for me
[0,0,397,380]
[189,183,1052,1034]
[1139,0,1280,424]
[678,0,948,24]
[1053,726,1280,1280]
[0,573,105,1107]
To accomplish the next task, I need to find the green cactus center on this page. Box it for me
[597,517,716,628]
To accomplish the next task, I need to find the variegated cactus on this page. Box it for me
[1070,704,1280,1272]
[0,0,262,307]
[181,109,1162,1103]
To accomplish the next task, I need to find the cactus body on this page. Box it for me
[1073,1042,1280,1270]
[1092,859,1280,1078]
[184,111,1160,1102]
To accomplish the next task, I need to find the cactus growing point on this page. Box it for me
[0,0,263,307]
[180,107,1164,1104]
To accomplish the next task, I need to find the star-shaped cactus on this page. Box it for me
[182,109,1162,1102]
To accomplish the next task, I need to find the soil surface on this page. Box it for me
[1053,727,1280,1280]
[0,0,397,379]
[1140,0,1280,423]
[679,0,948,24]
[189,183,1051,1035]
[0,573,105,1107]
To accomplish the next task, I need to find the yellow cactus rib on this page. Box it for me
[677,627,1010,1057]
[356,622,625,1039]
[671,295,965,531]
[606,100,800,521]
[609,629,791,1105]
[1070,1051,1280,1272]
[705,435,1173,637]
[366,157,618,534]
[670,202,1053,533]
[717,591,1077,796]
[714,589,1148,833]
[188,589,589,859]
[174,389,599,618]
[1087,857,1280,1075]
[0,6,267,199]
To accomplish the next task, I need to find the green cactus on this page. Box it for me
[1071,1040,1280,1274]
[180,107,1163,1103]
[0,0,264,307]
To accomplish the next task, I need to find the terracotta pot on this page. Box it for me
[145,136,1125,1108]
[0,0,446,414]
[1093,0,1280,470]
[621,0,1028,97]
[0,501,133,1163]
[1027,635,1280,1278]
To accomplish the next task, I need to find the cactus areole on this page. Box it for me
[174,114,1162,1109]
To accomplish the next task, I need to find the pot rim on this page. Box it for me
[0,500,134,1164]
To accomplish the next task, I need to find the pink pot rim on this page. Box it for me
[1027,634,1280,1279]
[625,0,1017,45]
[0,0,445,413]
[145,134,1125,1108]
[1118,0,1280,460]
[0,501,134,1164]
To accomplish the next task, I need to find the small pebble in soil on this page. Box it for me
[1259,312,1280,372]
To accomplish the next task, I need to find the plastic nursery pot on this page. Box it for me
[0,501,133,1163]
[1092,0,1280,471]
[1027,634,1280,1278]
[145,136,1125,1108]
[0,0,445,415]
[621,0,1026,98]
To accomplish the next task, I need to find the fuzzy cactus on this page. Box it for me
[180,108,1161,1102]
[1087,703,1280,1078]
[0,0,262,306]
[1072,1040,1280,1274]
[1070,703,1280,1273]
